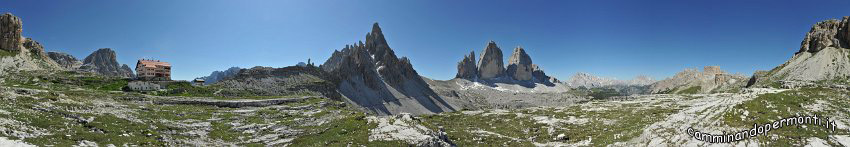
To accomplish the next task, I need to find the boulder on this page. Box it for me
[0,13,22,51]
[477,41,505,79]
[506,47,533,81]
[455,51,477,79]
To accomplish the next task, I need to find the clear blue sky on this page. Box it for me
[2,0,849,80]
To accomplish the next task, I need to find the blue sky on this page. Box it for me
[2,0,849,80]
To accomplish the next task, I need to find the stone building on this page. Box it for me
[136,59,171,81]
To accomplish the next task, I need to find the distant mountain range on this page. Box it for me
[566,72,655,88]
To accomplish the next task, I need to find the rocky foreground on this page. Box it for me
[1,70,849,146]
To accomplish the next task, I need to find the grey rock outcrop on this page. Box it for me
[0,13,60,73]
[452,41,559,85]
[455,51,477,79]
[47,52,83,70]
[321,23,455,115]
[649,66,746,94]
[506,47,533,81]
[1,13,22,51]
[81,48,133,77]
[758,16,850,84]
[567,72,656,88]
[798,16,849,53]
[22,38,48,60]
[199,67,242,84]
[477,41,505,79]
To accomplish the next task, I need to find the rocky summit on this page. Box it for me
[454,41,558,84]
[0,13,59,74]
[506,47,533,81]
[477,41,506,79]
[0,13,22,51]
[754,16,850,85]
[5,9,850,147]
[799,16,850,53]
[80,48,133,77]
[47,52,83,70]
[321,23,455,115]
[198,67,243,84]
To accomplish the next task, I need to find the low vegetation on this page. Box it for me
[721,87,850,146]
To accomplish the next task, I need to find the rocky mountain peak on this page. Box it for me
[456,50,478,79]
[1,13,23,51]
[477,41,505,79]
[47,52,82,70]
[507,46,533,81]
[799,16,850,53]
[81,48,133,77]
[321,23,454,115]
[568,72,656,88]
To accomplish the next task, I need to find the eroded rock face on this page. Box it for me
[477,41,505,79]
[82,48,133,77]
[455,51,477,79]
[531,64,557,83]
[47,52,82,69]
[22,38,47,59]
[507,47,533,81]
[321,23,455,115]
[799,16,850,53]
[199,67,243,84]
[0,13,22,51]
[761,16,850,84]
[649,66,746,94]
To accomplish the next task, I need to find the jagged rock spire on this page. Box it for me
[478,41,505,79]
[456,50,478,79]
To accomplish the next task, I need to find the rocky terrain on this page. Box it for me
[457,41,558,85]
[566,72,655,88]
[198,67,242,84]
[0,13,60,75]
[649,66,748,94]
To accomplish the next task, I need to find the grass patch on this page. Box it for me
[289,112,404,146]
[677,86,701,94]
[0,49,18,57]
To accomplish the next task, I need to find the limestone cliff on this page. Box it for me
[506,47,533,81]
[477,41,505,79]
[0,13,60,74]
[755,16,850,86]
[47,52,83,70]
